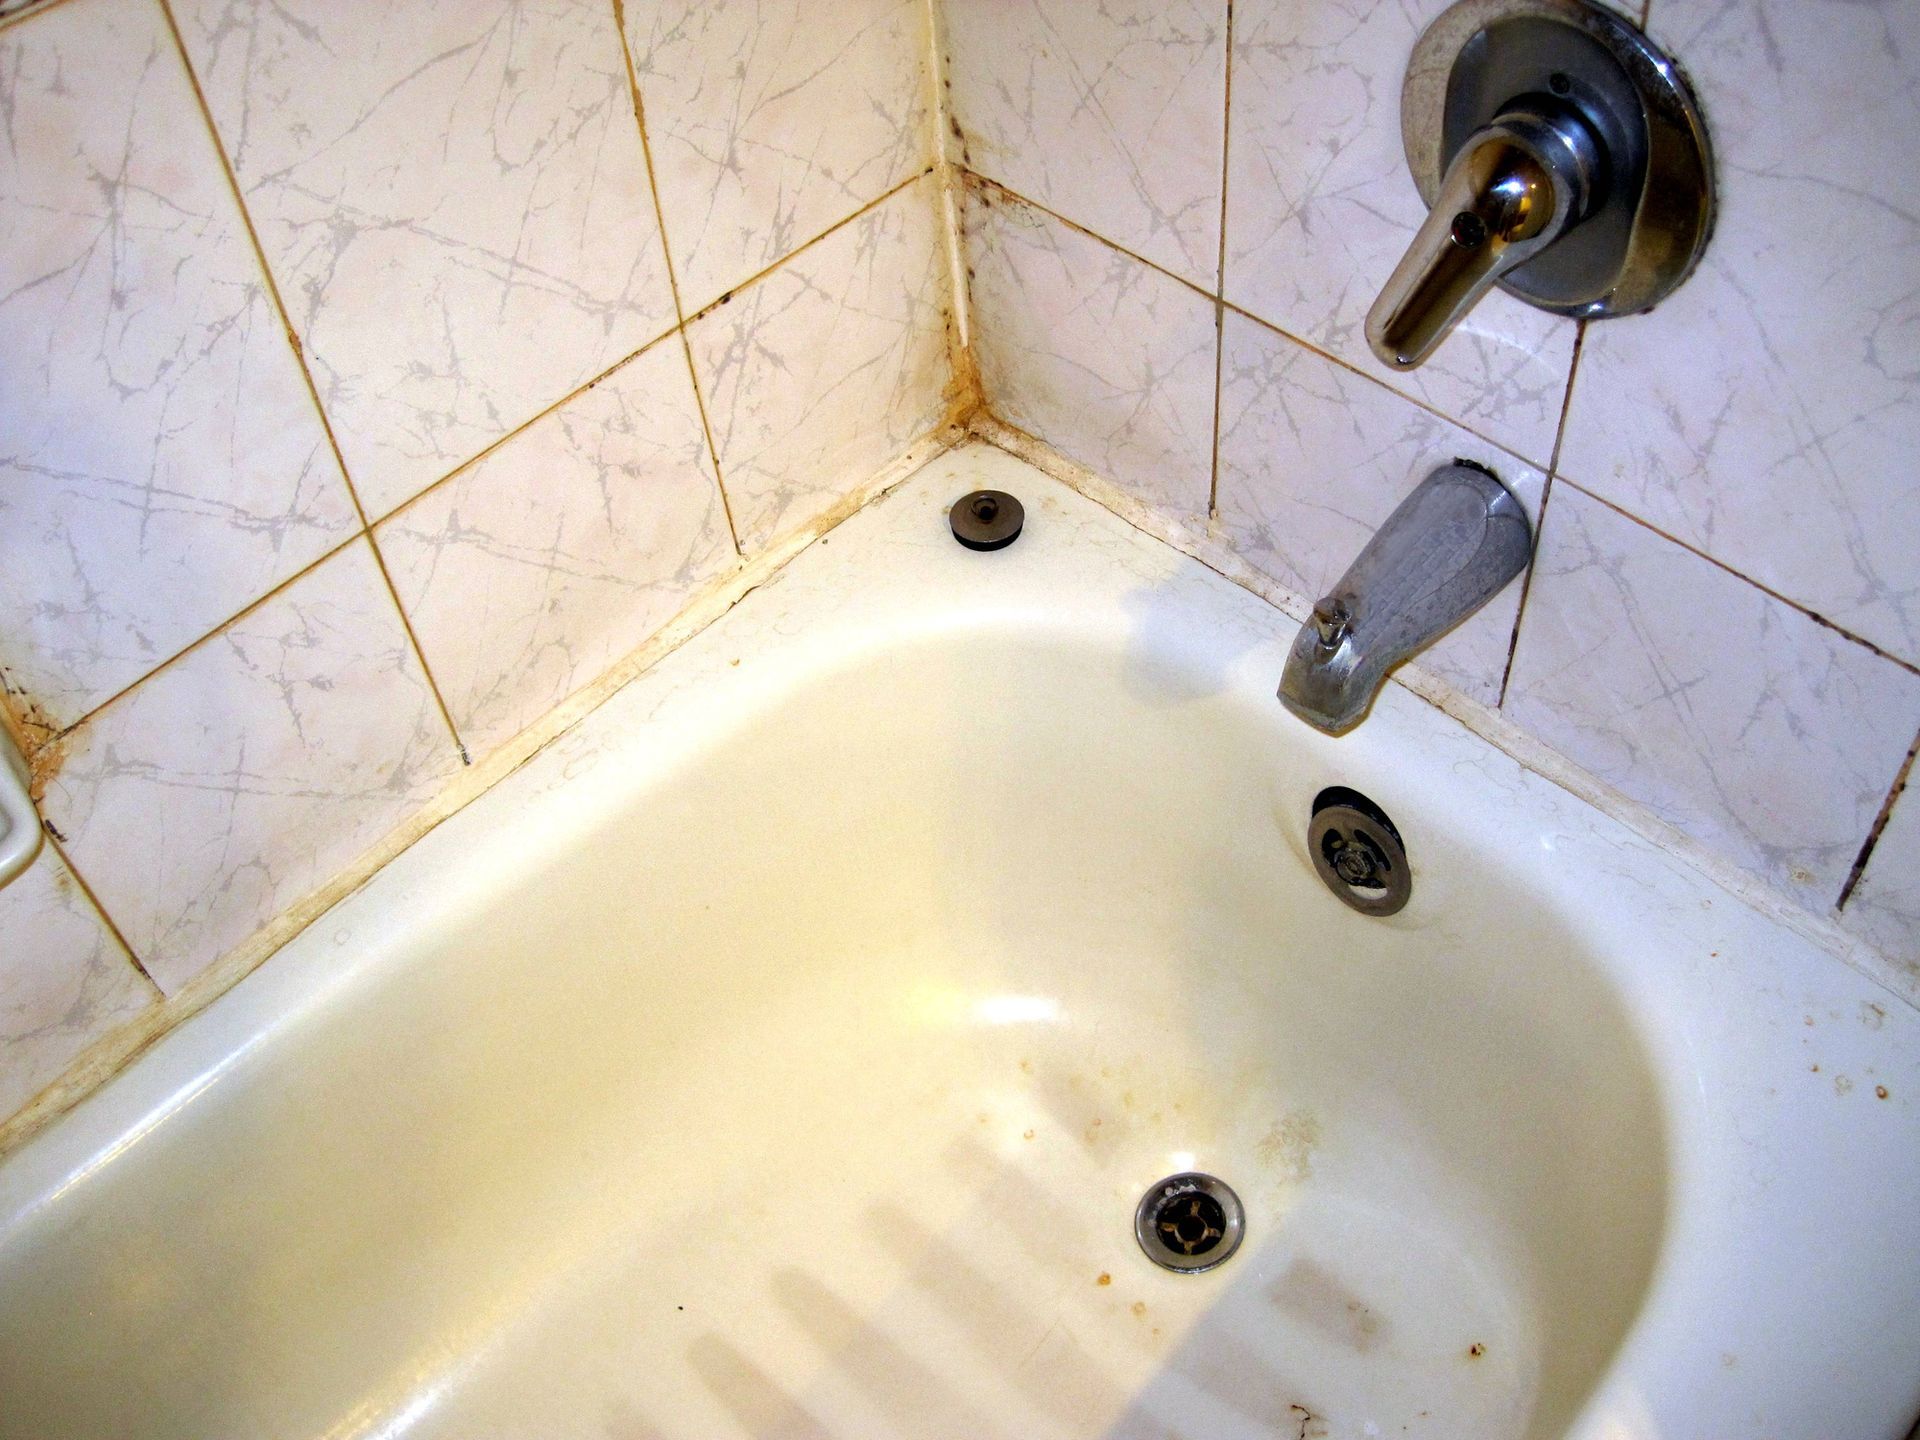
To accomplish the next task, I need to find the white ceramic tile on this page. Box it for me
[964,184,1216,523]
[1216,311,1545,706]
[1505,486,1920,905]
[688,177,951,553]
[1223,0,1576,466]
[174,0,677,518]
[945,0,1227,290]
[1844,766,1920,974]
[379,339,737,761]
[43,542,464,994]
[0,848,154,1120]
[1559,0,1920,666]
[0,0,358,732]
[625,0,931,315]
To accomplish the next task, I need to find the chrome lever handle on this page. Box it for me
[1367,105,1600,370]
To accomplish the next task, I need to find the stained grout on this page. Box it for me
[156,0,472,767]
[611,0,743,560]
[1839,727,1919,911]
[1496,319,1587,708]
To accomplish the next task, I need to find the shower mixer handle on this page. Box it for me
[1367,103,1600,370]
[1370,0,1716,370]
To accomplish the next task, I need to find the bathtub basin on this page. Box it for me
[1,442,1916,1439]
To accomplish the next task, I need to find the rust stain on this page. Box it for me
[1468,1341,1487,1358]
[1021,1129,1035,1142]
[1129,1301,1146,1319]
[1095,1273,1111,1287]
[1862,1002,1887,1031]
[26,727,69,802]
[1877,1085,1891,1100]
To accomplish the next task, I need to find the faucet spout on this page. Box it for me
[1279,462,1533,734]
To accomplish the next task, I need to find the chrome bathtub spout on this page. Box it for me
[1279,461,1533,735]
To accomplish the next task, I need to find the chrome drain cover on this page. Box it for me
[1135,1172,1245,1273]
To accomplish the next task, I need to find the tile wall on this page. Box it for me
[0,0,952,1124]
[945,0,1920,976]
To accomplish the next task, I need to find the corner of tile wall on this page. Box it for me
[0,0,959,1133]
[942,0,1920,985]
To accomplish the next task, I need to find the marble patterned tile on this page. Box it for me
[0,0,358,732]
[42,541,464,995]
[379,339,737,761]
[1504,486,1920,906]
[173,0,677,518]
[0,847,155,1121]
[1558,0,1920,666]
[1844,765,1920,976]
[1215,311,1545,706]
[687,177,951,553]
[964,183,1216,524]
[945,0,1227,290]
[624,0,931,315]
[1223,0,1576,466]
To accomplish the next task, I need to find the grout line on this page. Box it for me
[1207,0,1235,519]
[1555,474,1920,679]
[156,0,471,764]
[1497,319,1587,707]
[44,833,162,997]
[0,0,76,37]
[47,530,363,743]
[1838,725,1917,910]
[370,326,684,529]
[610,0,743,558]
[680,168,935,328]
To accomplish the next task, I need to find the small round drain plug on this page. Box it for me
[949,489,1024,550]
[1135,1173,1245,1273]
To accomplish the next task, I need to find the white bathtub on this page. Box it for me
[1,442,1916,1439]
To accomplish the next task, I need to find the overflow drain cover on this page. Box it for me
[1135,1173,1245,1274]
[949,490,1025,550]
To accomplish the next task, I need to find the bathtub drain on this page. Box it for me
[1135,1173,1245,1273]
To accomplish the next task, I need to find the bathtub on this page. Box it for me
[0,441,1916,1440]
